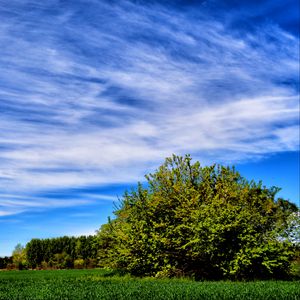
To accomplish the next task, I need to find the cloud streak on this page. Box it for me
[0,0,299,216]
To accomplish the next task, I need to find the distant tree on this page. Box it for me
[278,209,299,245]
[75,235,98,261]
[26,239,43,268]
[97,154,298,279]
[12,243,27,270]
[25,235,99,269]
[0,256,13,269]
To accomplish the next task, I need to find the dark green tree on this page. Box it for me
[0,256,12,269]
[25,235,99,269]
[98,154,298,279]
[26,239,43,268]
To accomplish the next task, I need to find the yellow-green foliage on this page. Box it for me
[12,244,27,270]
[74,259,85,269]
[98,154,298,279]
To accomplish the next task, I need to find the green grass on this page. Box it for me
[0,269,299,299]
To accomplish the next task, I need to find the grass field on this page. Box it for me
[0,269,299,299]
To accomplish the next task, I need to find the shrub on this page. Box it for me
[74,259,85,269]
[98,154,298,279]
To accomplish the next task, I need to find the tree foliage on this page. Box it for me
[12,243,27,270]
[0,256,12,269]
[26,235,99,269]
[98,154,298,279]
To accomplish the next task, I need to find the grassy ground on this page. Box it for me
[0,269,299,299]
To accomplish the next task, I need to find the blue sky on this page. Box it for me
[0,0,299,256]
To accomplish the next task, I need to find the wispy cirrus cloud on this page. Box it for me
[0,190,115,217]
[0,0,299,217]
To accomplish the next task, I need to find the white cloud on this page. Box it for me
[0,191,116,217]
[0,0,299,214]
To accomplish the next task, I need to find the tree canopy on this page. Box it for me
[97,154,298,279]
[25,235,99,269]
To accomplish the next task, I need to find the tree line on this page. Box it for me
[0,256,12,269]
[2,235,99,270]
[1,155,299,279]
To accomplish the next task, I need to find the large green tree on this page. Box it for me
[98,154,298,279]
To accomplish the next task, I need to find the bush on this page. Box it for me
[74,259,85,269]
[98,154,298,279]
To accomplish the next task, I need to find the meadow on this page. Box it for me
[0,269,299,300]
